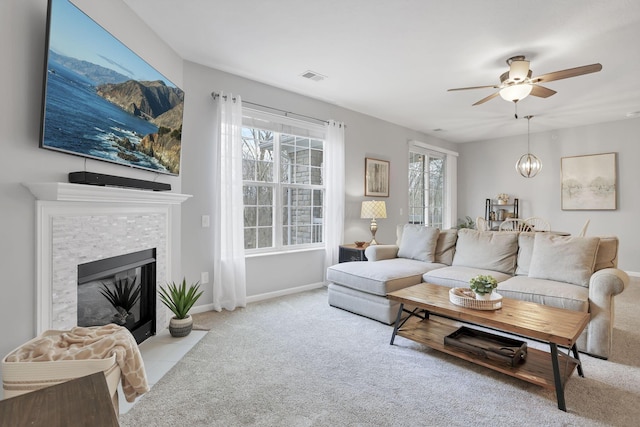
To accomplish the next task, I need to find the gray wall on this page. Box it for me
[457,117,640,272]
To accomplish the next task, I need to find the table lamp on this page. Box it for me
[360,200,387,245]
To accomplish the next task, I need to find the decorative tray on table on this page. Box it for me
[449,287,503,310]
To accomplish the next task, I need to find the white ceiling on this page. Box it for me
[123,0,640,143]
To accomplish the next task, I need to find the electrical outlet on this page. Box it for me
[201,215,210,228]
[201,272,209,284]
[400,208,403,216]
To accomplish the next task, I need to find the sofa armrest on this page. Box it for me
[364,245,399,262]
[586,268,629,358]
[589,268,629,300]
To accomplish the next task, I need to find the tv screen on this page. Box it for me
[40,0,184,176]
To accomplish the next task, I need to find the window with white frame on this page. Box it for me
[408,144,449,229]
[242,110,325,252]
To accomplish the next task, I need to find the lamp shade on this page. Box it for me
[361,200,387,219]
[499,83,532,102]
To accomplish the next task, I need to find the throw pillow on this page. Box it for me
[452,229,519,275]
[434,228,458,265]
[594,236,618,271]
[528,234,600,287]
[397,224,440,263]
[515,232,536,276]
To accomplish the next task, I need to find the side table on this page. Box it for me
[339,244,368,263]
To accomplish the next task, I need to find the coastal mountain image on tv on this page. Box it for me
[40,0,184,176]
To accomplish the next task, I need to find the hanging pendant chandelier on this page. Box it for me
[516,115,542,178]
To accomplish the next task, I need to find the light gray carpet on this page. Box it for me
[120,279,640,426]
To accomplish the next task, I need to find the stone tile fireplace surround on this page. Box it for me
[24,182,191,335]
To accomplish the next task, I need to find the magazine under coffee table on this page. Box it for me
[387,282,590,411]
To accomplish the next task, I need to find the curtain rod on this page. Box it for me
[211,91,331,125]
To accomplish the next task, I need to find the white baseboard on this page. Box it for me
[246,282,326,303]
[626,271,640,278]
[189,282,327,314]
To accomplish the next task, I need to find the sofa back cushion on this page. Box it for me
[528,234,599,287]
[434,228,458,265]
[452,229,519,275]
[396,224,440,262]
[515,232,536,276]
[594,236,618,271]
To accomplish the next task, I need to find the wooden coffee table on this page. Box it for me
[387,283,590,411]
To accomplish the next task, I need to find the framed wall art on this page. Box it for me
[365,158,390,197]
[561,152,617,210]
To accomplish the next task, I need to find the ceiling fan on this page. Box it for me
[448,55,602,106]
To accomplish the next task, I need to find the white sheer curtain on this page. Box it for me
[324,120,345,276]
[212,92,246,311]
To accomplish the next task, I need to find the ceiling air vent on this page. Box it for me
[300,70,326,82]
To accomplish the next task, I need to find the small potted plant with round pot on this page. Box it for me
[158,278,203,337]
[469,274,498,300]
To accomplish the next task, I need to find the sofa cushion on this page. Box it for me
[452,229,519,275]
[515,232,536,276]
[498,276,589,312]
[434,229,458,265]
[528,234,599,287]
[397,224,440,262]
[595,236,618,271]
[423,266,513,289]
[326,258,444,296]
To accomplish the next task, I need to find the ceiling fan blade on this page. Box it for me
[531,63,602,84]
[448,84,500,92]
[530,85,556,98]
[472,92,500,106]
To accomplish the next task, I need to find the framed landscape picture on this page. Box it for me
[365,158,389,197]
[561,152,617,210]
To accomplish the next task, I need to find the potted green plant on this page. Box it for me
[158,278,203,337]
[469,274,498,300]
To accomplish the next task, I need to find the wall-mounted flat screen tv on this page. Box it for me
[40,0,184,176]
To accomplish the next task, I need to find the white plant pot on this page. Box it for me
[475,292,493,301]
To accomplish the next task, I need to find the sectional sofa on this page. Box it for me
[326,225,629,359]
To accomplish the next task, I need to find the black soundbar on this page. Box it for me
[69,171,171,191]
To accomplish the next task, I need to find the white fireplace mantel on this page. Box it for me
[23,182,192,204]
[24,182,191,334]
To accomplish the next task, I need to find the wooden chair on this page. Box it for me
[475,216,489,231]
[578,219,590,237]
[498,218,530,231]
[524,217,550,232]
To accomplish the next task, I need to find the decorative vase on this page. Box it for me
[497,199,507,205]
[169,314,193,337]
[475,292,492,301]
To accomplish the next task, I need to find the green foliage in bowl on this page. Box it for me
[469,274,498,295]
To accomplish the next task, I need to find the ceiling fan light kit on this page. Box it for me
[516,115,542,178]
[499,83,532,102]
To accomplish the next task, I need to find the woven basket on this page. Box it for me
[449,287,502,310]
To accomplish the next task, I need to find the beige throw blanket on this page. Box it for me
[6,324,149,402]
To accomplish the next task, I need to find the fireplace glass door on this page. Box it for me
[77,248,156,343]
